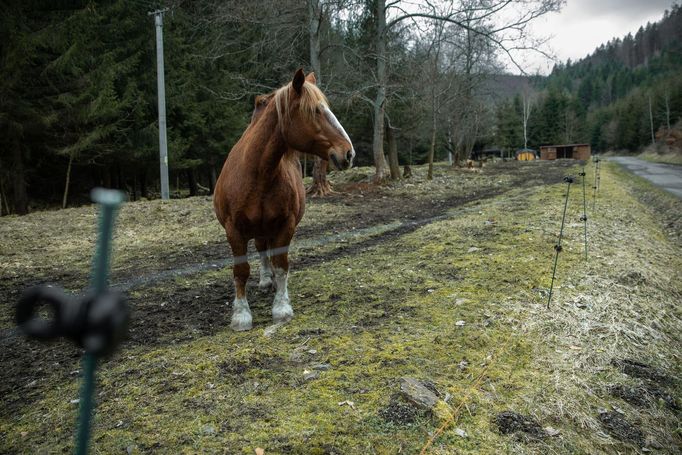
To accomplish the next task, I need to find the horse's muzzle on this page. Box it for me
[330,151,353,171]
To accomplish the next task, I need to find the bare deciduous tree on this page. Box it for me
[367,0,563,181]
[522,89,534,149]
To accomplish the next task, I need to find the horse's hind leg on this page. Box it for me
[255,237,273,291]
[269,228,294,323]
[226,227,252,331]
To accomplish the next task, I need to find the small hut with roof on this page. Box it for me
[539,144,591,160]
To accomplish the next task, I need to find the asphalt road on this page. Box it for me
[609,156,682,199]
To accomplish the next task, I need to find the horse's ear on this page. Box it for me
[254,94,267,108]
[251,94,272,123]
[305,72,317,85]
[292,68,305,95]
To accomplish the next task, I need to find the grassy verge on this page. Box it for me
[1,161,680,454]
[638,151,682,165]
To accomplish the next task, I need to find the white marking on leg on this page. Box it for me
[271,267,293,323]
[231,296,252,331]
[258,251,273,290]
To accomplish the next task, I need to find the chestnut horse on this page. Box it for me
[214,69,355,331]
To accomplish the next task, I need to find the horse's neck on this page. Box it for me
[241,109,294,177]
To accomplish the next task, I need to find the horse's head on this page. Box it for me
[274,69,355,170]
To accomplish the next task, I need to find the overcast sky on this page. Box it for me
[520,0,676,74]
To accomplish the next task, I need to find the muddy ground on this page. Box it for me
[1,160,680,454]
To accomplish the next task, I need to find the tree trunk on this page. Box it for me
[132,173,138,201]
[188,169,198,196]
[427,118,436,180]
[386,123,400,180]
[372,0,388,182]
[209,166,217,194]
[308,0,322,79]
[62,154,74,209]
[522,94,531,150]
[0,170,8,215]
[140,169,148,199]
[305,0,335,196]
[426,23,444,181]
[113,165,120,189]
[207,167,214,194]
[447,128,456,167]
[11,143,28,215]
[307,158,333,197]
[409,137,413,165]
[119,167,125,191]
[112,165,123,190]
[372,99,387,182]
[466,142,476,164]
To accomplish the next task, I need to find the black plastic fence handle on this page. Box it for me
[16,286,71,340]
[16,285,129,356]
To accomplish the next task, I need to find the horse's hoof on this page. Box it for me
[272,304,293,323]
[231,320,253,331]
[231,312,253,331]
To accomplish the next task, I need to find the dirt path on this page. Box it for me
[0,161,574,297]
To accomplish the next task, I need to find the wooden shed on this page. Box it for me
[540,144,591,160]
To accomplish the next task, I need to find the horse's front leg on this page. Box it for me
[269,226,295,323]
[226,226,252,331]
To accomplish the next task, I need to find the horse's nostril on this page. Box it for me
[346,150,353,162]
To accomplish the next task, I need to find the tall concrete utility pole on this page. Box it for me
[149,8,170,200]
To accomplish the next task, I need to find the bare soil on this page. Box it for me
[494,411,547,441]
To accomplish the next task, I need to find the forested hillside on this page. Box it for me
[494,3,682,154]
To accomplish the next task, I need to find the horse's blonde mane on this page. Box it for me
[274,81,329,127]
